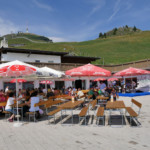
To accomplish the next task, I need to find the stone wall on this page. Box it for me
[1,59,150,72]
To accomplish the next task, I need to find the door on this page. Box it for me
[75,79,82,89]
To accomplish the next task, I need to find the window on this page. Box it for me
[48,61,54,63]
[35,60,40,63]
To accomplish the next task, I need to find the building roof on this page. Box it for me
[0,47,100,64]
[0,47,68,56]
[61,55,100,64]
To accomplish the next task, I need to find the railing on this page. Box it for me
[0,59,150,72]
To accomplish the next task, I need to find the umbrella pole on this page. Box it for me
[131,76,134,93]
[13,78,23,127]
[16,78,19,123]
[123,77,125,93]
[45,78,47,95]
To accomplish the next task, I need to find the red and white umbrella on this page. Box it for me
[113,67,150,76]
[65,64,111,77]
[10,79,27,83]
[62,78,75,81]
[108,78,119,81]
[94,77,106,81]
[0,60,37,77]
[113,67,150,92]
[40,80,53,84]
[0,60,38,127]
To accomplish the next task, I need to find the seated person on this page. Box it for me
[68,87,73,96]
[5,92,21,122]
[105,87,112,101]
[18,89,25,104]
[111,88,119,101]
[77,88,85,101]
[26,90,41,119]
[88,88,95,99]
[54,88,59,95]
[47,89,55,98]
[98,89,103,95]
[0,93,6,112]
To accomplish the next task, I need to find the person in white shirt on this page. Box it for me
[26,90,41,119]
[77,88,85,107]
[5,86,9,94]
[77,88,85,101]
[5,92,16,122]
[5,92,23,122]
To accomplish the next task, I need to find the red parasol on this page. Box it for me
[94,77,106,81]
[40,80,53,84]
[65,64,111,77]
[108,78,119,81]
[113,67,150,76]
[62,78,75,81]
[10,79,27,83]
[0,60,38,127]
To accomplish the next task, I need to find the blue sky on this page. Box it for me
[0,0,150,42]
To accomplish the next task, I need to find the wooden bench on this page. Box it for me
[96,96,109,106]
[79,106,88,125]
[125,99,142,126]
[45,100,63,114]
[87,95,93,102]
[47,108,62,124]
[0,102,11,119]
[26,102,40,122]
[96,107,105,126]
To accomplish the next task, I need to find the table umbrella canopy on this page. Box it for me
[0,60,37,77]
[108,78,119,81]
[0,60,38,127]
[37,66,65,78]
[40,80,53,84]
[65,64,111,77]
[94,77,106,81]
[113,67,150,76]
[10,79,27,83]
[61,78,75,81]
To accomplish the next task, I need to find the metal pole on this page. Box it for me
[45,78,47,95]
[16,78,19,123]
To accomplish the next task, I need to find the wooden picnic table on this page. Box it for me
[96,96,109,100]
[58,100,84,124]
[58,100,84,109]
[106,101,125,109]
[10,103,27,108]
[106,101,126,126]
[96,96,109,105]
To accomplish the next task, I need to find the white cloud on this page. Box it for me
[32,0,53,12]
[49,37,68,42]
[87,0,105,17]
[0,17,19,36]
[108,0,121,22]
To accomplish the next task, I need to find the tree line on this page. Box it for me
[99,25,137,38]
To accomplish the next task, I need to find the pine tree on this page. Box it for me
[99,32,103,38]
[113,28,118,35]
[133,26,137,32]
[104,33,107,38]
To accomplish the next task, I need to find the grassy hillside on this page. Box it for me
[1,33,52,42]
[3,31,150,65]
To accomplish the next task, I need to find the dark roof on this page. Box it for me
[61,55,100,64]
[0,47,68,56]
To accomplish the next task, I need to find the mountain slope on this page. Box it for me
[2,31,150,65]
